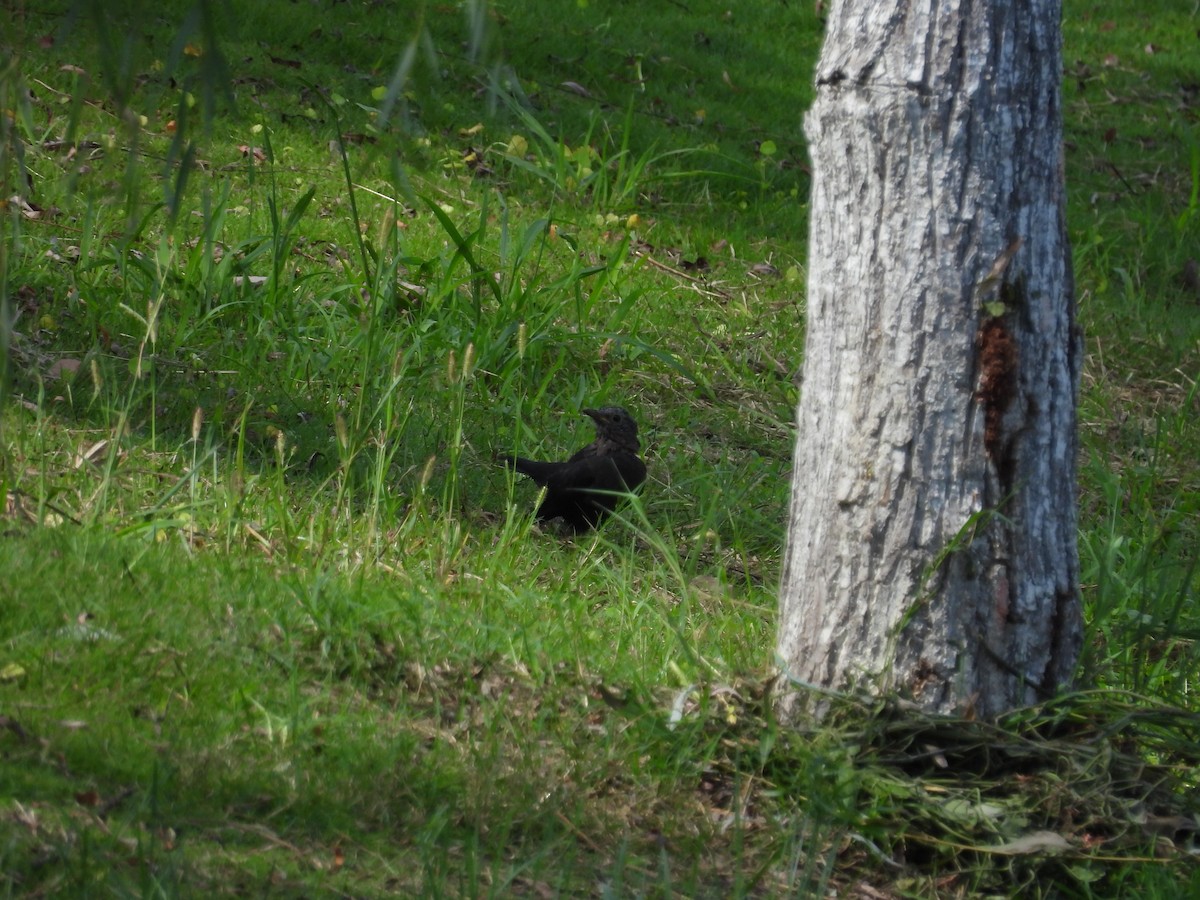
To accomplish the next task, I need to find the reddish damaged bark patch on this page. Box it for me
[977,316,1018,460]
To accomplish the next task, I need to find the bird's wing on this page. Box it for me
[550,455,645,494]
[566,444,599,464]
[611,453,647,491]
[545,458,601,492]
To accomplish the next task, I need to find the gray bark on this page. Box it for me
[777,0,1083,718]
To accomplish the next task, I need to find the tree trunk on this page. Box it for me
[777,0,1083,718]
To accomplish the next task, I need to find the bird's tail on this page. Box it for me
[501,455,556,485]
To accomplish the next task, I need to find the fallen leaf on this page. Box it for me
[668,685,698,729]
[75,439,110,468]
[990,831,1072,855]
[506,134,528,156]
[48,358,82,381]
[560,81,592,98]
[8,195,42,219]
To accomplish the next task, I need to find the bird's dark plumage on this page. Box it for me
[504,406,647,533]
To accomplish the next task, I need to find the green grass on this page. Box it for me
[1,0,1198,895]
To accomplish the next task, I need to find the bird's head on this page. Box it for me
[583,406,641,450]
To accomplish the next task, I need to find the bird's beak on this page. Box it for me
[581,408,601,420]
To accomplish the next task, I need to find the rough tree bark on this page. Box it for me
[777,0,1083,718]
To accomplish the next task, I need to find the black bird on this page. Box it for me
[504,406,647,533]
